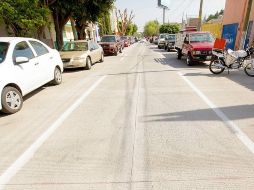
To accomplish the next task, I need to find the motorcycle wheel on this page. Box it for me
[244,62,254,77]
[209,59,225,74]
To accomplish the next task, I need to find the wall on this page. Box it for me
[249,1,254,46]
[223,0,248,49]
[201,23,222,39]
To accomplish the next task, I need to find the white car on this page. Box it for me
[60,40,104,70]
[0,37,63,114]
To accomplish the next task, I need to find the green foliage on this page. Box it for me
[206,9,224,22]
[159,24,180,34]
[143,20,160,36]
[98,11,112,35]
[126,23,138,36]
[0,0,50,37]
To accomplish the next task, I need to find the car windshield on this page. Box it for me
[166,35,176,41]
[189,33,214,43]
[0,42,9,63]
[62,42,88,51]
[121,36,128,40]
[160,34,166,39]
[101,36,116,42]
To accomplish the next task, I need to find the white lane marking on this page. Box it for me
[178,72,254,154]
[0,76,107,189]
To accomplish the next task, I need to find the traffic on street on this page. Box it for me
[1,0,254,189]
[1,41,254,189]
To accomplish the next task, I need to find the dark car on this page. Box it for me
[99,35,123,56]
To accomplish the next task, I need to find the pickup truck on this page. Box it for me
[175,30,214,66]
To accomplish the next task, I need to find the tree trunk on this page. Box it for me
[52,11,63,50]
[70,17,78,40]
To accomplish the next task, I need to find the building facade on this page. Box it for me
[223,0,254,49]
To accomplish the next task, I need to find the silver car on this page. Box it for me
[60,40,104,70]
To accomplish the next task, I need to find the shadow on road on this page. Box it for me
[143,104,254,123]
[151,46,254,92]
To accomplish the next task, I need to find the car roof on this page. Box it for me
[188,32,211,35]
[0,37,37,43]
[67,40,88,43]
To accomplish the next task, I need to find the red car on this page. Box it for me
[99,35,123,56]
[120,36,130,47]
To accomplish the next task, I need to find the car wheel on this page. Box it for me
[85,57,92,70]
[100,53,104,63]
[114,49,118,56]
[52,67,62,85]
[186,53,194,66]
[177,49,182,59]
[1,86,23,114]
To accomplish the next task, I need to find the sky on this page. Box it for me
[115,0,226,32]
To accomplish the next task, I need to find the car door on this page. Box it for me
[91,42,102,62]
[28,40,53,84]
[12,41,39,94]
[89,41,100,63]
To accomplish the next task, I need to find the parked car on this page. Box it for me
[158,33,169,49]
[99,35,123,56]
[165,34,176,51]
[153,36,159,45]
[60,40,104,70]
[175,27,214,66]
[0,37,63,114]
[121,36,130,47]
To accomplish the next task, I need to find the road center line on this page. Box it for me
[0,76,107,189]
[178,72,254,154]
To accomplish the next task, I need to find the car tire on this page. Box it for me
[1,86,23,114]
[85,57,92,70]
[186,53,194,66]
[114,49,118,56]
[100,53,104,63]
[52,67,62,85]
[177,49,182,59]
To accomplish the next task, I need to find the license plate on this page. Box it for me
[207,56,212,60]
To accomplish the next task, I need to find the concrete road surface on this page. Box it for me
[1,42,254,189]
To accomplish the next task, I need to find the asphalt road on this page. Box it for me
[1,42,254,190]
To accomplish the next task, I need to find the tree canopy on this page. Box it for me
[143,20,160,36]
[159,24,180,34]
[206,9,224,22]
[0,0,50,37]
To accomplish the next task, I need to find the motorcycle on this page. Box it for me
[209,46,254,76]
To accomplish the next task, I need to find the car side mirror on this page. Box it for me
[15,57,29,64]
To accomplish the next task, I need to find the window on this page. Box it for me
[13,41,35,60]
[62,42,88,51]
[29,41,49,56]
[90,41,99,50]
[0,42,9,64]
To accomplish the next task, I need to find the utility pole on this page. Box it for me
[242,0,253,48]
[198,0,203,31]
[163,7,166,24]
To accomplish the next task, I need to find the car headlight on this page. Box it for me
[193,51,201,55]
[73,57,84,60]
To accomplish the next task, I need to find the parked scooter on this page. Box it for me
[209,46,254,76]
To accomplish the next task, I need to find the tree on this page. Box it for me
[159,24,180,34]
[115,9,134,35]
[206,9,224,22]
[49,0,114,49]
[0,0,50,38]
[126,23,138,36]
[98,11,112,35]
[143,20,159,36]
